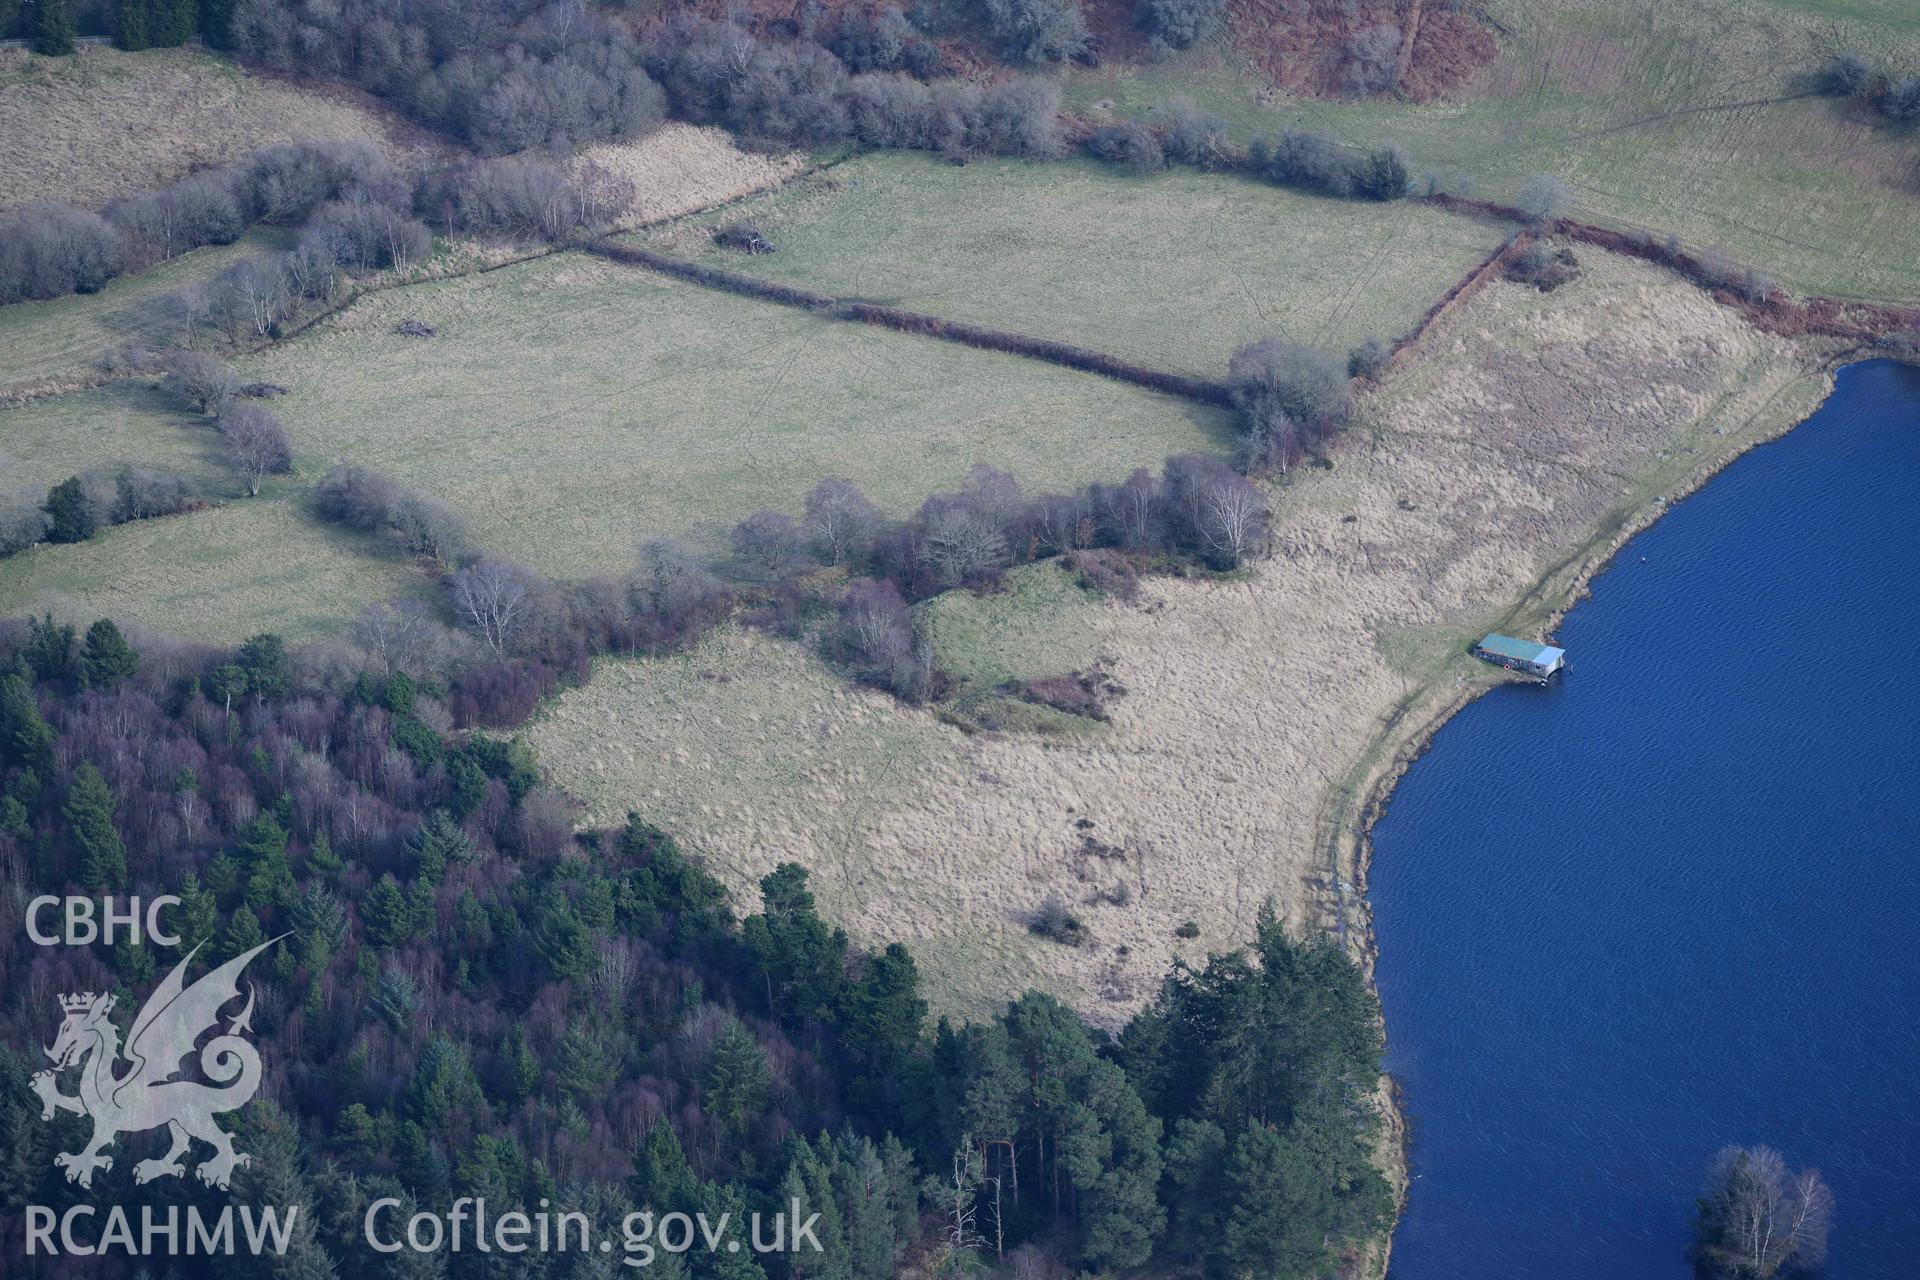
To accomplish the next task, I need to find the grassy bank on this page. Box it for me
[1069,0,1920,303]
[634,152,1508,378]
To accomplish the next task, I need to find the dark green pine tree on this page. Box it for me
[114,0,151,49]
[628,1118,699,1215]
[150,0,193,45]
[841,1137,903,1280]
[44,478,93,541]
[33,0,76,55]
[404,809,473,883]
[741,862,848,1027]
[778,1138,848,1280]
[360,873,415,948]
[406,1036,486,1129]
[196,0,233,48]
[237,812,296,913]
[235,633,291,700]
[174,872,219,955]
[64,763,127,891]
[838,941,926,1089]
[0,674,56,774]
[305,828,345,879]
[80,619,140,690]
[552,1025,612,1101]
[700,1018,771,1138]
[219,904,265,963]
[697,1181,769,1280]
[24,613,78,684]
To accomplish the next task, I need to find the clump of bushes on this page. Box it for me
[1516,173,1570,223]
[0,203,127,303]
[1134,0,1226,54]
[713,222,777,254]
[646,16,1064,158]
[1347,335,1391,380]
[1,140,425,322]
[810,2,947,77]
[1342,24,1401,97]
[1504,243,1582,292]
[1014,665,1124,721]
[1697,248,1778,303]
[1246,130,1408,200]
[1030,891,1089,945]
[1810,52,1919,126]
[417,155,636,243]
[981,0,1089,66]
[1157,98,1230,167]
[315,462,473,567]
[1228,338,1354,473]
[234,0,666,154]
[1088,121,1165,174]
[1821,52,1873,98]
[1884,76,1920,122]
[0,465,202,559]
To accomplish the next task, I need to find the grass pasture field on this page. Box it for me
[0,229,294,399]
[236,251,1237,578]
[1071,0,1920,304]
[534,253,1832,1017]
[0,380,227,491]
[639,153,1510,378]
[0,497,430,642]
[0,46,420,212]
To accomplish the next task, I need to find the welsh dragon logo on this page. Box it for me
[31,937,281,1191]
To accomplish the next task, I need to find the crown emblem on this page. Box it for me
[60,992,99,1013]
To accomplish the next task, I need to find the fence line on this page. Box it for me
[586,240,1239,408]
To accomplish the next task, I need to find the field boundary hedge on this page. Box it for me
[586,240,1238,407]
[1426,193,1920,343]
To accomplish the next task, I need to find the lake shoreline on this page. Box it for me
[1338,340,1886,1273]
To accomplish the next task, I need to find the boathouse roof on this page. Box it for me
[1476,634,1564,666]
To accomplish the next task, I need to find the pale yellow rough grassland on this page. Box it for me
[0,47,416,212]
[574,126,808,229]
[534,252,1831,1023]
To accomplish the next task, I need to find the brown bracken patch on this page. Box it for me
[1221,0,1497,103]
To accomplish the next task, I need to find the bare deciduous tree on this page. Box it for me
[1199,475,1270,567]
[918,506,1009,589]
[1694,1145,1834,1279]
[449,557,538,654]
[162,350,237,415]
[1517,173,1570,223]
[219,405,292,496]
[804,476,879,566]
[351,598,441,676]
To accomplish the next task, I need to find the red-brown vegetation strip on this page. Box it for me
[587,240,1239,406]
[1427,194,1920,344]
[1383,232,1536,371]
[1222,0,1496,103]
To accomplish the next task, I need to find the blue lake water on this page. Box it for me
[1370,359,1920,1278]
